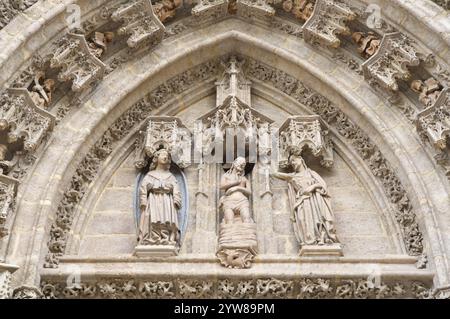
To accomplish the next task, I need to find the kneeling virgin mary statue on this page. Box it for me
[138,149,182,246]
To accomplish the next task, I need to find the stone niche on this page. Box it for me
[70,92,396,258]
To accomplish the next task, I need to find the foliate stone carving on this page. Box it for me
[135,117,192,169]
[245,57,423,256]
[217,157,258,268]
[362,33,420,97]
[12,285,43,299]
[0,175,18,238]
[40,277,433,299]
[0,88,55,157]
[272,154,342,255]
[303,0,356,48]
[0,0,38,30]
[235,0,276,23]
[0,263,18,299]
[50,33,107,92]
[279,115,334,168]
[416,89,450,151]
[112,0,166,48]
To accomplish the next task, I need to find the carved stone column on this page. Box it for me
[0,263,19,299]
[112,0,165,49]
[303,0,356,48]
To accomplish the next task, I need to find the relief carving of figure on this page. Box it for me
[272,154,339,247]
[138,149,182,246]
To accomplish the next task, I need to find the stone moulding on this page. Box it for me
[278,115,334,168]
[50,33,107,93]
[111,0,166,49]
[362,32,420,99]
[39,276,433,299]
[0,0,38,31]
[303,0,356,49]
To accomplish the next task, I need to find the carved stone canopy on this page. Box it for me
[416,88,450,151]
[362,32,420,95]
[134,116,191,169]
[303,0,356,49]
[0,88,55,166]
[278,115,334,168]
[112,0,165,49]
[50,33,107,92]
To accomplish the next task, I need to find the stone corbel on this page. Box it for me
[416,89,450,152]
[0,263,19,299]
[50,33,106,93]
[279,115,334,168]
[191,0,229,24]
[0,175,18,239]
[362,32,420,101]
[134,116,192,169]
[112,0,165,49]
[303,0,356,49]
[0,89,55,171]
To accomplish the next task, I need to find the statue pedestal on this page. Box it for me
[217,222,258,269]
[299,244,343,257]
[134,245,179,257]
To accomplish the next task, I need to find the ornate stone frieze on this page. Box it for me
[416,89,450,152]
[0,88,55,165]
[0,175,18,238]
[0,263,19,299]
[112,0,166,49]
[278,115,334,168]
[234,0,276,23]
[362,32,420,99]
[39,277,433,299]
[50,33,107,93]
[191,0,229,23]
[134,117,192,169]
[303,0,356,48]
[12,285,43,299]
[0,0,38,30]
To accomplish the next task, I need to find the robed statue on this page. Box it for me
[138,149,182,246]
[272,154,339,247]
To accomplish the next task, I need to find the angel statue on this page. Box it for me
[272,154,339,247]
[138,148,182,246]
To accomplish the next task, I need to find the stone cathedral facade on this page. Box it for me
[0,0,450,299]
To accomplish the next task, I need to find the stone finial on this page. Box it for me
[112,0,165,48]
[279,115,334,168]
[134,116,191,169]
[362,32,420,98]
[303,0,356,48]
[50,33,106,92]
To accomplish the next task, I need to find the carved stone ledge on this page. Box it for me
[279,115,334,168]
[0,263,19,299]
[303,0,356,49]
[112,0,166,49]
[362,32,420,100]
[50,33,107,93]
[416,89,450,151]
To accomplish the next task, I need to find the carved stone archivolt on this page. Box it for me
[39,277,433,299]
[0,0,38,30]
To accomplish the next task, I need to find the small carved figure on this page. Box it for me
[153,0,182,23]
[352,32,381,58]
[410,77,443,107]
[282,0,314,21]
[272,154,339,246]
[88,32,114,59]
[29,72,55,109]
[138,149,182,246]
